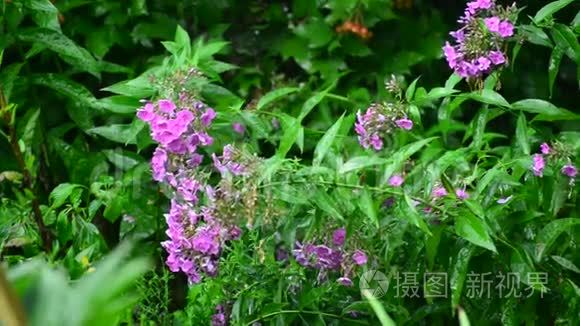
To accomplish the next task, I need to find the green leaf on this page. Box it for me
[444,73,463,89]
[455,211,496,252]
[458,307,471,326]
[551,24,580,62]
[257,87,300,110]
[88,124,137,144]
[103,150,142,171]
[402,193,432,236]
[313,114,344,166]
[30,74,103,110]
[276,117,301,158]
[295,17,333,48]
[0,63,23,102]
[519,25,553,48]
[174,25,191,55]
[49,183,82,208]
[466,89,510,108]
[298,86,333,121]
[359,188,378,228]
[98,96,141,114]
[104,195,125,222]
[18,28,99,77]
[339,156,389,174]
[516,113,530,155]
[533,0,575,24]
[551,256,580,274]
[312,189,343,220]
[362,290,397,326]
[101,75,155,98]
[512,99,579,120]
[382,137,438,181]
[415,87,459,105]
[450,246,474,311]
[548,47,564,97]
[24,0,61,31]
[535,218,580,262]
[405,76,420,101]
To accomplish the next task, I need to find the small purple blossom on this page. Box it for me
[157,99,176,113]
[498,21,514,38]
[211,305,227,326]
[484,16,501,33]
[388,174,404,187]
[338,277,354,286]
[201,108,216,126]
[496,195,513,204]
[432,186,448,198]
[488,51,506,65]
[540,143,551,155]
[455,188,470,200]
[532,154,545,177]
[352,250,368,265]
[395,118,413,130]
[332,228,346,246]
[561,164,577,178]
[232,122,245,135]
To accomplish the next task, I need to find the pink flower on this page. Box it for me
[369,134,383,151]
[498,21,514,38]
[337,277,353,287]
[137,103,156,122]
[455,188,470,200]
[395,118,413,130]
[484,17,501,33]
[388,174,404,187]
[488,51,506,65]
[540,143,551,155]
[532,154,545,177]
[432,186,448,198]
[332,228,346,246]
[443,42,460,68]
[561,164,577,178]
[232,122,245,135]
[200,108,216,127]
[352,250,368,265]
[476,56,491,71]
[158,99,176,113]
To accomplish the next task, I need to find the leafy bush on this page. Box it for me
[1,0,579,325]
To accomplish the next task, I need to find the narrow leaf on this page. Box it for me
[516,113,530,154]
[455,211,496,252]
[256,87,300,110]
[535,218,580,262]
[313,114,344,166]
[533,0,575,24]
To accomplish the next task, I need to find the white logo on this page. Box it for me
[359,270,389,298]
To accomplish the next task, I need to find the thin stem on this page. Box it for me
[258,179,446,213]
[245,309,368,325]
[1,98,51,252]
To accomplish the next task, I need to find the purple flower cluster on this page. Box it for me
[532,142,577,180]
[355,103,413,151]
[292,228,368,286]
[443,0,516,78]
[211,304,227,326]
[138,97,245,284]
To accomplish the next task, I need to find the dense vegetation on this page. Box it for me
[1,0,579,325]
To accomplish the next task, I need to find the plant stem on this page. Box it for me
[245,309,368,325]
[1,97,52,252]
[258,179,446,213]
